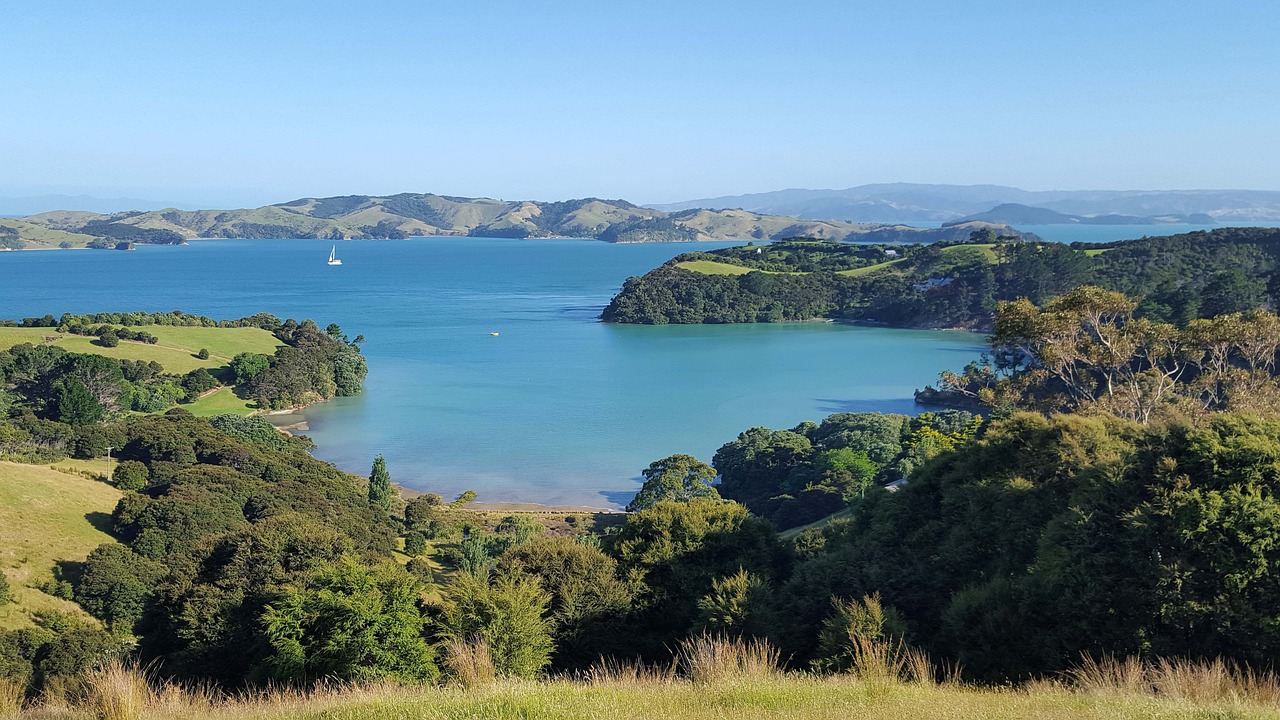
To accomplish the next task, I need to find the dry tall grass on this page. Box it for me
[579,657,675,687]
[0,679,22,718]
[845,636,960,687]
[1067,653,1280,706]
[82,660,149,720]
[673,633,779,684]
[16,650,1280,719]
[442,637,496,688]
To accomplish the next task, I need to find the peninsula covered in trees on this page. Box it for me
[0,311,366,453]
[602,227,1280,328]
[0,193,1031,248]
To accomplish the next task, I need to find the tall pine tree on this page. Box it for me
[368,455,393,515]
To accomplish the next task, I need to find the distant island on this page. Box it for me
[0,193,1034,250]
[946,202,1216,226]
[602,227,1280,328]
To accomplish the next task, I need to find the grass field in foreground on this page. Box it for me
[0,462,120,630]
[31,674,1280,720]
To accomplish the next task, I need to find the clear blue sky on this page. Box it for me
[3,0,1279,207]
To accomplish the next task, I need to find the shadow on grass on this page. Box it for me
[84,511,116,537]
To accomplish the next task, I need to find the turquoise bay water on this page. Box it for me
[1,238,983,507]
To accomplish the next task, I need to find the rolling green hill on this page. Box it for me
[15,193,1035,245]
[0,462,120,630]
[0,325,283,415]
[0,218,98,250]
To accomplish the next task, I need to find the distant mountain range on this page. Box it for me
[2,193,1035,250]
[945,203,1218,227]
[649,184,1280,223]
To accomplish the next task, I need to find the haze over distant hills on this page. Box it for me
[3,193,1034,249]
[649,184,1280,223]
[0,194,192,216]
[946,203,1217,227]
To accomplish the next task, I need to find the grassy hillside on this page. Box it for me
[0,218,98,250]
[0,326,279,374]
[16,193,1036,245]
[675,242,992,278]
[0,462,119,630]
[0,325,281,416]
[675,260,769,275]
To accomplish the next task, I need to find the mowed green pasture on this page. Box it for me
[675,260,762,275]
[0,326,281,375]
[679,243,1003,279]
[836,258,907,276]
[184,386,258,416]
[0,462,120,629]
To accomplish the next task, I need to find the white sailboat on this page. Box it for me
[327,245,342,265]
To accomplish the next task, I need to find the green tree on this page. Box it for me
[1200,269,1266,318]
[74,544,166,632]
[627,454,720,512]
[403,531,426,556]
[437,573,553,679]
[53,378,104,425]
[404,494,443,528]
[196,348,210,360]
[713,428,813,512]
[696,569,772,636]
[261,558,437,683]
[812,447,876,500]
[111,459,149,491]
[610,499,783,657]
[495,536,633,667]
[812,593,906,672]
[368,455,393,514]
[180,368,219,402]
[494,515,543,549]
[229,352,271,386]
[33,626,126,688]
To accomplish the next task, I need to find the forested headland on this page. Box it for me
[602,227,1280,328]
[0,311,366,462]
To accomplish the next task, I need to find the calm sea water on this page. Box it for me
[1,238,990,507]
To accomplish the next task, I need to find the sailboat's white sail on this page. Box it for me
[327,245,342,265]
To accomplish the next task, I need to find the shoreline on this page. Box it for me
[264,410,624,514]
[396,483,622,514]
